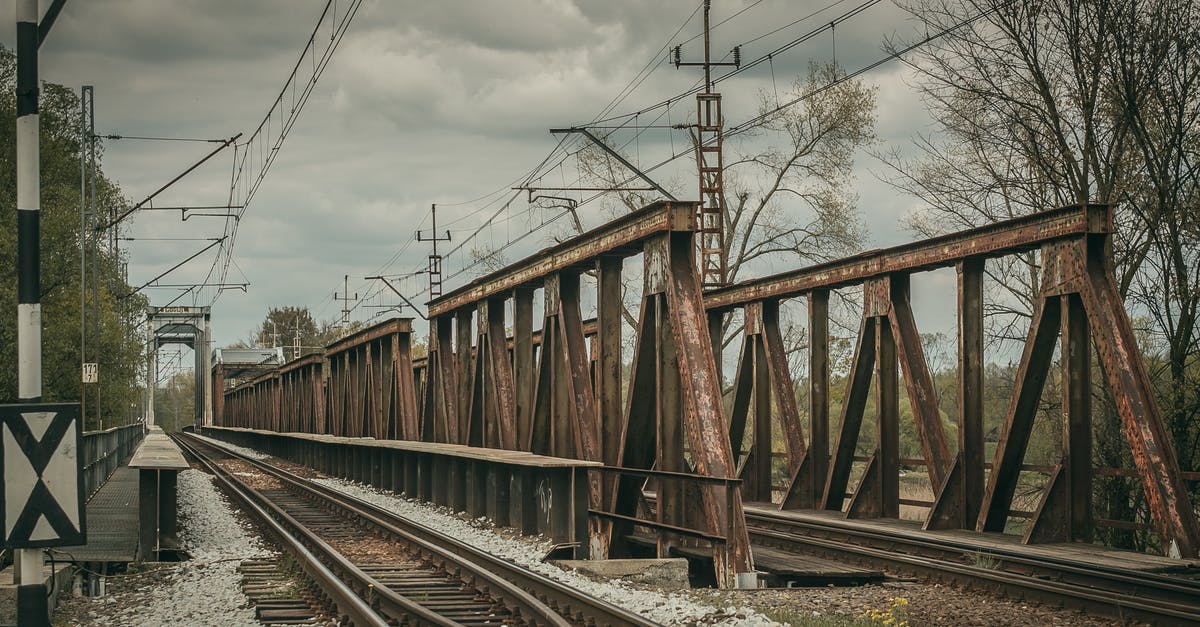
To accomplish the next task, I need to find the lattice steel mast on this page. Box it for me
[674,0,739,288]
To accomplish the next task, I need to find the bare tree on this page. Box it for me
[580,62,877,358]
[881,0,1200,547]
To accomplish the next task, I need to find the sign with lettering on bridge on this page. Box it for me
[0,403,86,547]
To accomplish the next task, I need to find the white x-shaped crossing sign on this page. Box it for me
[1,403,86,548]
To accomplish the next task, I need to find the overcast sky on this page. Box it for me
[7,0,958,365]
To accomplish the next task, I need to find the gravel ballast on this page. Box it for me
[196,433,776,625]
[55,468,270,626]
[177,435,1130,626]
[308,475,778,626]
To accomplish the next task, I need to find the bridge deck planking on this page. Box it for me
[748,504,1199,573]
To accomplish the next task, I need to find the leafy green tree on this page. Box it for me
[0,45,146,429]
[154,369,194,433]
[232,305,370,358]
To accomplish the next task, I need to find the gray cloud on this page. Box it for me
[4,0,955,350]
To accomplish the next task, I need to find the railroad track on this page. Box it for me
[175,432,657,627]
[744,509,1200,625]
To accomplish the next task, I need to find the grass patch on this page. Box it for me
[759,608,876,626]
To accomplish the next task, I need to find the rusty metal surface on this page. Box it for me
[485,298,519,449]
[977,294,1062,533]
[278,354,325,435]
[1073,241,1200,557]
[219,200,1200,563]
[823,317,876,511]
[321,317,419,441]
[703,204,1111,312]
[761,300,806,473]
[513,288,535,450]
[223,369,281,432]
[888,276,951,489]
[324,317,414,356]
[663,231,753,581]
[428,201,697,317]
[1061,293,1092,542]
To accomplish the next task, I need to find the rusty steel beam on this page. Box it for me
[925,259,985,530]
[428,201,698,317]
[322,317,418,441]
[1072,240,1200,557]
[485,299,519,449]
[729,300,805,503]
[610,297,658,558]
[430,316,459,444]
[823,317,876,511]
[977,296,1061,533]
[595,258,623,474]
[278,353,324,435]
[1061,293,1092,542]
[325,317,413,353]
[513,288,535,449]
[703,204,1111,312]
[456,308,475,445]
[595,260,623,557]
[888,275,951,489]
[662,231,753,583]
[807,290,830,505]
[761,300,806,473]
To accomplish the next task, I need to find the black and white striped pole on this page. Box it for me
[15,0,48,624]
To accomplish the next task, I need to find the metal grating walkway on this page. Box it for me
[59,466,139,562]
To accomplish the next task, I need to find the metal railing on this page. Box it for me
[590,466,742,546]
[81,423,145,499]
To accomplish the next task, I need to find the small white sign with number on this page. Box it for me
[81,363,98,384]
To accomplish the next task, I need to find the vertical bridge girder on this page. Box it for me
[324,318,418,440]
[424,201,754,584]
[217,202,1199,573]
[703,204,1200,558]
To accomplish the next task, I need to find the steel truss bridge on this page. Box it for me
[212,200,1199,587]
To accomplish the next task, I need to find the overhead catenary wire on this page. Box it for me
[305,0,927,324]
[203,0,365,307]
[583,0,881,127]
[312,0,715,320]
[410,0,1015,299]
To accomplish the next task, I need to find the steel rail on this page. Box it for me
[178,434,514,626]
[742,512,1200,624]
[180,433,654,626]
[194,433,657,626]
[173,435,387,626]
[746,509,1200,605]
[292,485,660,627]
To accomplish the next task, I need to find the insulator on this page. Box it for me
[673,45,681,67]
[733,46,741,67]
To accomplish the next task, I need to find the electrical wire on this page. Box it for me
[204,0,365,306]
[583,0,880,127]
[272,0,920,324]
[421,0,1012,294]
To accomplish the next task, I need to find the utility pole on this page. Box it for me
[80,86,90,425]
[334,274,357,327]
[416,204,451,298]
[14,2,64,624]
[264,319,279,349]
[674,0,739,288]
[79,85,102,430]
